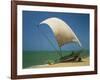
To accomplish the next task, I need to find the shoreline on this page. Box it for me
[30,57,89,68]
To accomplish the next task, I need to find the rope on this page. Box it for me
[37,25,62,58]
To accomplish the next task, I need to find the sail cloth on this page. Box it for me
[40,17,81,47]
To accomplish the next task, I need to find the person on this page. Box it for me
[77,57,82,62]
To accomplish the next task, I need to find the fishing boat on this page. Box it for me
[39,17,82,63]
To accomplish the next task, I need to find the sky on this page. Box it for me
[23,11,89,51]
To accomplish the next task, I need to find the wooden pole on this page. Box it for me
[59,47,63,58]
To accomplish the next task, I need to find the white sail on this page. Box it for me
[40,17,81,47]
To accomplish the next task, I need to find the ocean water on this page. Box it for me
[23,50,89,68]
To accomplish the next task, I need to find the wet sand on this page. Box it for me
[30,57,89,68]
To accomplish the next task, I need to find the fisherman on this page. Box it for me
[77,57,82,62]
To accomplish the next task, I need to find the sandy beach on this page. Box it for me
[30,57,89,68]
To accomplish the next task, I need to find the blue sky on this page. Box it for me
[23,11,89,51]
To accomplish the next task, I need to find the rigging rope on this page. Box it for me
[37,25,62,58]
